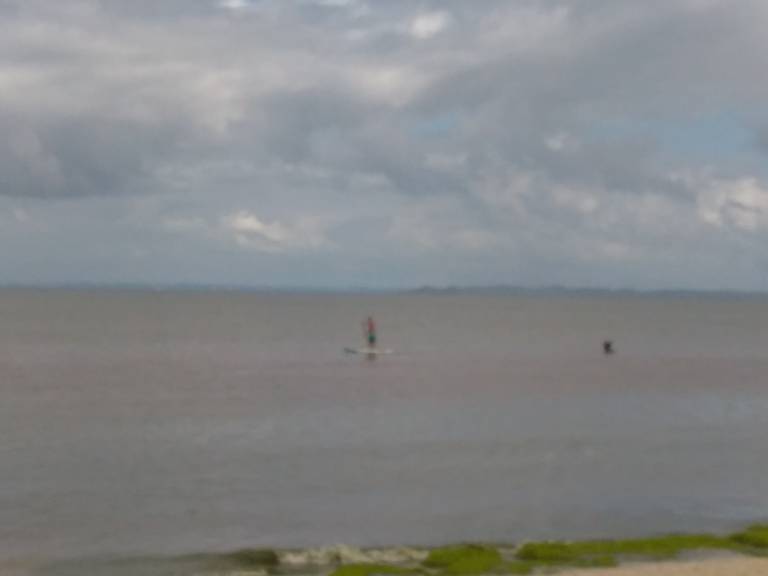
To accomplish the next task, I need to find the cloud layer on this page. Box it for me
[1,0,767,288]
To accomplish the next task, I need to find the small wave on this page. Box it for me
[280,545,428,567]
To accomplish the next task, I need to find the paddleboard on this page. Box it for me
[344,347,393,355]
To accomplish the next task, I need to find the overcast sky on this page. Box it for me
[1,0,768,289]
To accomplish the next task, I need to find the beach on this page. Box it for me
[10,543,768,576]
[560,557,768,575]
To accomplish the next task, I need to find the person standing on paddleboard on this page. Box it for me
[364,316,377,348]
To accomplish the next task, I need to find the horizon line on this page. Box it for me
[1,283,767,297]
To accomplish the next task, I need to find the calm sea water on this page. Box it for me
[1,290,768,566]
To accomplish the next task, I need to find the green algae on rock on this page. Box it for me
[203,523,768,576]
[423,545,503,574]
[516,533,737,566]
[329,563,419,576]
[731,525,768,550]
[228,549,281,568]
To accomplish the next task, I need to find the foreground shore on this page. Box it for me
[215,524,768,576]
[11,555,768,576]
[13,525,768,575]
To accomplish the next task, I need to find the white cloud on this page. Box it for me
[545,132,578,153]
[227,211,291,244]
[697,177,768,232]
[223,210,330,252]
[409,12,451,40]
[350,64,427,105]
[217,0,250,11]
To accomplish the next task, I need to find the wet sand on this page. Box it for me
[560,557,768,575]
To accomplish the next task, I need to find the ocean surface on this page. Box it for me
[1,290,768,568]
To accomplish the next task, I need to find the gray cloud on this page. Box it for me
[1,0,767,288]
[0,113,192,198]
[757,127,768,153]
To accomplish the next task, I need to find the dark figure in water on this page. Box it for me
[603,340,614,355]
[364,316,377,348]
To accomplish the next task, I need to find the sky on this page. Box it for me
[1,0,768,290]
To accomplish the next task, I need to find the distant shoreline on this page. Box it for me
[1,284,767,298]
